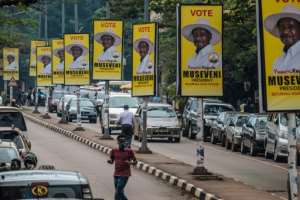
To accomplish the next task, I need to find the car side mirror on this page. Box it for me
[11,159,21,170]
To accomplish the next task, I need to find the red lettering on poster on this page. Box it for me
[276,0,300,2]
[138,27,150,32]
[101,22,116,28]
[70,36,84,40]
[190,9,213,17]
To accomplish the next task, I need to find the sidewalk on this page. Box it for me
[23,109,283,200]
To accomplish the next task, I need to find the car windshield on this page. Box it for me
[204,105,234,116]
[0,147,18,163]
[0,112,27,131]
[109,97,138,108]
[71,100,94,107]
[0,132,24,149]
[236,116,248,127]
[0,185,83,199]
[53,92,63,99]
[65,96,76,102]
[256,117,267,128]
[147,107,176,118]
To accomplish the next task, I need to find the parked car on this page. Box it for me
[102,93,139,134]
[66,98,97,123]
[134,103,181,143]
[57,94,76,117]
[0,106,27,134]
[0,140,21,171]
[265,113,289,162]
[48,90,64,113]
[224,113,249,152]
[0,170,96,199]
[210,111,237,146]
[182,98,235,140]
[240,114,268,156]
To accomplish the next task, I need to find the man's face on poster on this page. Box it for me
[277,17,300,50]
[7,55,14,64]
[191,27,212,50]
[101,35,115,50]
[58,50,64,61]
[42,56,51,66]
[71,46,83,59]
[138,41,149,59]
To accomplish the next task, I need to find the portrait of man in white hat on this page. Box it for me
[134,36,154,74]
[264,5,300,73]
[38,53,51,75]
[182,19,221,69]
[65,42,88,70]
[95,30,121,62]
[54,47,64,72]
[6,53,17,71]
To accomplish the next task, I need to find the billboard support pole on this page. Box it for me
[33,87,40,114]
[9,86,13,106]
[73,88,84,131]
[41,86,51,119]
[101,81,113,139]
[4,80,7,103]
[59,85,68,123]
[192,98,209,175]
[287,113,298,200]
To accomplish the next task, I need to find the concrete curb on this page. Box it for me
[24,113,222,200]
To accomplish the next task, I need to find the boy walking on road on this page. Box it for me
[107,135,137,200]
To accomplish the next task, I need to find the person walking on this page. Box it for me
[117,105,134,148]
[107,135,137,200]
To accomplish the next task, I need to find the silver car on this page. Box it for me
[66,98,97,123]
[57,94,76,117]
[224,113,249,152]
[265,113,289,162]
[134,103,181,143]
[0,170,96,199]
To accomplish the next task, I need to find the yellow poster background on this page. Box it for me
[30,40,47,76]
[3,48,19,81]
[52,39,64,84]
[36,46,52,87]
[180,5,223,96]
[132,23,156,96]
[261,1,300,111]
[93,20,123,80]
[64,34,90,86]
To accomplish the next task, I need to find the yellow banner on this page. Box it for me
[93,20,123,80]
[30,40,47,76]
[132,23,157,96]
[64,34,90,85]
[3,48,19,81]
[259,1,300,111]
[179,5,223,96]
[36,46,52,87]
[52,39,64,84]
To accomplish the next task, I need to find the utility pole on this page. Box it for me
[101,1,113,139]
[73,0,84,131]
[137,0,152,154]
[59,0,67,123]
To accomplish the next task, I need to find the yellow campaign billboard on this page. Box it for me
[51,39,64,85]
[132,23,158,97]
[259,1,300,111]
[30,40,47,76]
[93,20,123,80]
[3,48,19,81]
[64,33,90,86]
[178,4,223,97]
[36,46,52,87]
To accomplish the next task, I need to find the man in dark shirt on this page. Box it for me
[107,135,137,200]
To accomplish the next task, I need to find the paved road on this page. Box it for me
[73,118,298,199]
[26,119,194,200]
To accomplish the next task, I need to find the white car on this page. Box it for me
[101,93,139,134]
[57,94,76,117]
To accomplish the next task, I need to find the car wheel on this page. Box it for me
[264,142,273,159]
[250,141,257,156]
[210,131,216,144]
[240,138,247,154]
[221,135,226,147]
[90,119,97,123]
[297,153,300,166]
[174,137,181,143]
[225,137,230,150]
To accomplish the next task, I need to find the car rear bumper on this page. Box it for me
[146,127,181,138]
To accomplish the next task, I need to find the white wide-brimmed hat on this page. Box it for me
[37,53,51,62]
[95,29,122,46]
[54,47,64,57]
[182,19,221,45]
[134,36,154,53]
[65,41,88,56]
[264,5,300,38]
[6,52,15,58]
